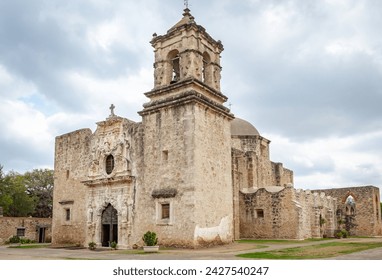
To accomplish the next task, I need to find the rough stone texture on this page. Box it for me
[312,186,382,236]
[52,128,91,245]
[239,187,337,239]
[0,217,52,244]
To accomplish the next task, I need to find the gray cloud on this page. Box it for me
[0,0,151,113]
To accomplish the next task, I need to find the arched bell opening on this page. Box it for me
[202,51,211,84]
[168,50,180,84]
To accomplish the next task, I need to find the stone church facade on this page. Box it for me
[52,9,382,249]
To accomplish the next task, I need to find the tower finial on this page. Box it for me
[184,0,189,9]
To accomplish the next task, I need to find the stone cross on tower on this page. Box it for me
[109,104,115,117]
[184,0,189,9]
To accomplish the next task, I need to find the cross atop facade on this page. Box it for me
[109,104,115,117]
[184,0,189,9]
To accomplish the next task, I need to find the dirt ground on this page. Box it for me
[0,237,381,260]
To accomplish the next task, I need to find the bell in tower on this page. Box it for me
[150,8,224,92]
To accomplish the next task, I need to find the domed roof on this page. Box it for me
[231,118,260,136]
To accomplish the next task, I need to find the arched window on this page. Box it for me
[105,155,114,175]
[168,50,180,83]
[345,195,356,216]
[202,52,211,83]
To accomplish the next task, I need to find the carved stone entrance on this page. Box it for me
[101,204,118,247]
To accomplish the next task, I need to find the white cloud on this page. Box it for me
[267,132,382,189]
[66,67,151,120]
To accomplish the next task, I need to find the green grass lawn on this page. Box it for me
[237,238,324,244]
[8,244,50,249]
[237,241,382,259]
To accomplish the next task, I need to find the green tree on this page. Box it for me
[0,165,13,213]
[1,170,36,217]
[24,169,54,218]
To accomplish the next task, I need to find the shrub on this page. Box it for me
[335,231,343,239]
[142,231,158,246]
[110,241,117,250]
[341,229,349,238]
[9,235,21,244]
[88,241,96,250]
[20,238,35,244]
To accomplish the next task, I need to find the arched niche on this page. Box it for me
[202,51,211,84]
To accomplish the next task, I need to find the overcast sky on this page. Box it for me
[1,0,382,195]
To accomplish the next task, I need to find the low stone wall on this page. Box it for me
[239,187,337,239]
[0,217,52,244]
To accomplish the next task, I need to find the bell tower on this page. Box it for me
[137,8,234,247]
[151,8,224,92]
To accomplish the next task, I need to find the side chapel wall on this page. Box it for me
[52,129,91,245]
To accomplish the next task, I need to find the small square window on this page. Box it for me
[161,203,170,219]
[17,228,25,237]
[162,150,168,162]
[256,209,264,218]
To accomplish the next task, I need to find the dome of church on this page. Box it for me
[231,118,260,136]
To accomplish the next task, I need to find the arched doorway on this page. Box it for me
[101,204,118,247]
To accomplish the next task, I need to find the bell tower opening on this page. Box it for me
[202,51,211,84]
[168,50,180,83]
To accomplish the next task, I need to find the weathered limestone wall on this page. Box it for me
[136,100,233,248]
[231,136,293,189]
[271,162,294,187]
[313,186,382,236]
[239,187,337,239]
[232,135,294,240]
[294,190,337,239]
[137,104,198,247]
[116,122,144,247]
[240,187,300,239]
[192,104,233,245]
[0,217,52,244]
[52,128,91,246]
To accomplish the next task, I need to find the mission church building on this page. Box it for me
[52,8,382,249]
